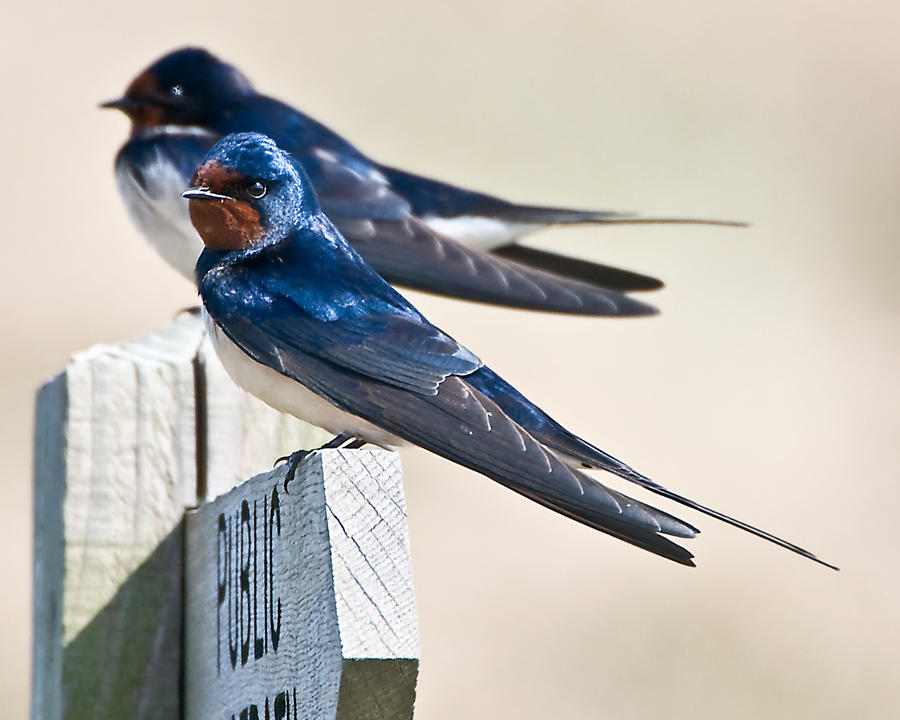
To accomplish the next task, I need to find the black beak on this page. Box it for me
[99,96,139,113]
[182,187,234,201]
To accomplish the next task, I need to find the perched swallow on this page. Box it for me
[104,47,745,316]
[185,132,834,568]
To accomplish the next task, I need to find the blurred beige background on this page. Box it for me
[4,1,899,718]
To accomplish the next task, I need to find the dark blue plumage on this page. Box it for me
[105,47,744,314]
[189,132,835,569]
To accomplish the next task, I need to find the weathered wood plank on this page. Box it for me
[32,313,204,720]
[32,374,66,720]
[184,449,419,720]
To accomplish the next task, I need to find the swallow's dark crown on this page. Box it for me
[124,47,254,125]
[192,133,381,290]
[192,133,322,242]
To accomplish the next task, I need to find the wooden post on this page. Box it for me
[184,451,418,719]
[32,314,203,720]
[32,316,419,719]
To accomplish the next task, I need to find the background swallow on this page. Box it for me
[104,47,744,316]
[187,132,834,569]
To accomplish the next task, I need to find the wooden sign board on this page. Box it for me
[185,450,418,720]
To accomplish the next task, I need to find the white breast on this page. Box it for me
[203,310,406,449]
[115,146,205,280]
[422,215,539,250]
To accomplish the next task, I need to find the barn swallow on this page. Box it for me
[104,47,745,316]
[185,132,834,568]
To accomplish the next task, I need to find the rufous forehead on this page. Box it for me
[191,161,250,193]
[125,70,159,98]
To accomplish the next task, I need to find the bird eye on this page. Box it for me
[248,181,267,198]
[170,84,183,97]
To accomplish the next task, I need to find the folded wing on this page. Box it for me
[202,271,700,564]
[338,216,659,315]
[298,147,662,313]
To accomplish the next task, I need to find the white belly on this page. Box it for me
[116,151,205,280]
[203,310,406,449]
[422,215,538,250]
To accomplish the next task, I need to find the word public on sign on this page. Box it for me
[217,486,283,674]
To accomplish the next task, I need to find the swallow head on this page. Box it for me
[183,132,318,252]
[101,47,253,132]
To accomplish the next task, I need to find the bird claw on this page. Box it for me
[276,434,360,493]
[280,450,310,493]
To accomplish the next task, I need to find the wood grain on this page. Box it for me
[184,450,418,720]
[32,314,203,720]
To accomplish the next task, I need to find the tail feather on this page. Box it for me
[537,429,839,571]
[492,245,664,292]
[624,478,839,571]
[473,463,699,566]
[481,203,748,228]
[377,164,746,228]
[520,485,698,566]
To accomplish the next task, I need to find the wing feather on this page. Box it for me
[340,217,658,316]
[201,281,699,565]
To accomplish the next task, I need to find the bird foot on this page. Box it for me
[275,433,359,493]
[277,450,310,493]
